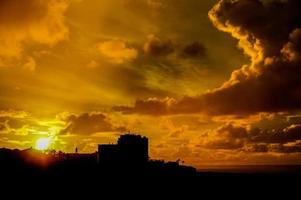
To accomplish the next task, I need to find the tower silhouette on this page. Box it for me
[98,134,148,169]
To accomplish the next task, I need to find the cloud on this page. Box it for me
[113,97,176,116]
[160,119,188,138]
[143,35,175,57]
[180,42,206,59]
[209,0,301,59]
[98,39,138,64]
[0,110,31,135]
[282,28,301,62]
[287,115,301,124]
[199,0,301,115]
[267,141,301,153]
[60,112,127,135]
[22,57,36,72]
[201,123,247,150]
[0,110,29,118]
[115,0,301,116]
[199,123,301,153]
[0,0,69,59]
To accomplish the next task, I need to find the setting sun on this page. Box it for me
[35,138,51,151]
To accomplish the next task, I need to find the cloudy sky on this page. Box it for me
[1,0,301,168]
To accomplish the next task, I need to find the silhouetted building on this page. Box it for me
[98,134,148,169]
[98,144,120,167]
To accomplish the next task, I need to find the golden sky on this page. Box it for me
[1,0,301,168]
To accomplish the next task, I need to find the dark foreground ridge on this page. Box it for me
[0,134,301,187]
[0,134,196,180]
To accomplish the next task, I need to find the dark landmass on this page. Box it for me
[1,147,300,182]
[0,147,196,179]
[0,135,300,191]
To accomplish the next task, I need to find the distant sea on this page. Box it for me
[198,165,301,174]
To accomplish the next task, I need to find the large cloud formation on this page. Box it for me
[60,113,127,135]
[199,123,301,153]
[0,0,69,58]
[115,0,301,116]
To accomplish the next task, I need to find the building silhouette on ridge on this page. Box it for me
[0,133,198,177]
[98,134,148,169]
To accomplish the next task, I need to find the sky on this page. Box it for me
[1,0,301,168]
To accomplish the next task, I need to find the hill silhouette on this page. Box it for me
[0,134,301,188]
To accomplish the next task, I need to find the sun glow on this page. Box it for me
[35,137,52,151]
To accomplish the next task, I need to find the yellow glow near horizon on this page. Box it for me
[35,137,51,151]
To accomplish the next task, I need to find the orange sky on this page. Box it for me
[1,0,301,168]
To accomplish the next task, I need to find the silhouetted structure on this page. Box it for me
[2,138,301,186]
[98,134,148,169]
[0,134,198,179]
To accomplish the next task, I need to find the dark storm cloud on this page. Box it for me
[143,35,175,57]
[143,35,207,59]
[210,0,301,57]
[250,124,301,144]
[282,28,301,62]
[60,113,127,135]
[202,123,301,153]
[180,42,206,59]
[196,0,301,115]
[115,0,301,116]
